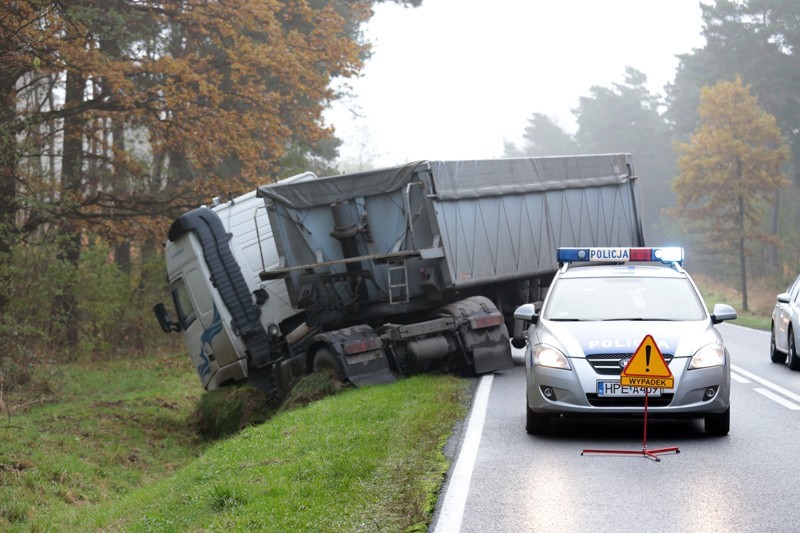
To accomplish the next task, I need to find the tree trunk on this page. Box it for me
[0,87,17,313]
[55,68,85,349]
[769,190,779,269]
[110,116,132,275]
[738,196,748,312]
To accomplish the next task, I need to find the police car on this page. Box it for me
[513,247,737,436]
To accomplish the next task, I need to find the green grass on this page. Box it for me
[700,286,771,330]
[0,354,470,532]
[0,353,207,531]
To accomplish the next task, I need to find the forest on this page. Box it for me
[0,0,798,386]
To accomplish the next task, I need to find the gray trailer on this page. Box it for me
[251,154,644,393]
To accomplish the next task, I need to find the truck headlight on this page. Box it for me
[688,344,726,369]
[532,344,571,369]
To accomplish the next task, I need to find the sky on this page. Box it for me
[324,0,707,169]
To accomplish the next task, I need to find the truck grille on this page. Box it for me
[585,353,674,375]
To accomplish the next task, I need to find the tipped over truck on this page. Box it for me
[154,155,645,400]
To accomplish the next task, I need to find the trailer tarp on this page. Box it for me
[257,154,633,209]
[430,154,632,200]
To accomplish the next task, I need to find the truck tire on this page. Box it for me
[313,347,345,383]
[442,296,512,375]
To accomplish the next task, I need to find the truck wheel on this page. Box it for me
[437,296,512,375]
[313,348,345,383]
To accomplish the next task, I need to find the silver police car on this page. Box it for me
[513,247,737,436]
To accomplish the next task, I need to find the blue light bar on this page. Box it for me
[557,247,684,265]
[556,248,589,262]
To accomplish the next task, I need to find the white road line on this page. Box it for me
[731,364,800,404]
[730,372,751,384]
[433,374,493,533]
[754,388,800,410]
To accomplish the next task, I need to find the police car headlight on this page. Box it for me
[532,344,571,369]
[688,344,726,369]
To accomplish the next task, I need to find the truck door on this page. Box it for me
[171,267,239,388]
[171,272,218,388]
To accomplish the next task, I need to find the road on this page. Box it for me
[430,324,800,532]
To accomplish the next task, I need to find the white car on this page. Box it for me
[770,273,800,370]
[513,247,737,436]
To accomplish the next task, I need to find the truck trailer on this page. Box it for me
[154,155,645,399]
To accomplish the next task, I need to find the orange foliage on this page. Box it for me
[2,1,375,242]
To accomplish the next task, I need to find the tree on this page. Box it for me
[672,77,789,311]
[504,113,577,157]
[666,0,800,270]
[573,69,676,244]
[0,0,422,353]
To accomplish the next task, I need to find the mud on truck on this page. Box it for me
[154,155,645,400]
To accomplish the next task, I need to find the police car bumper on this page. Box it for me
[525,357,730,417]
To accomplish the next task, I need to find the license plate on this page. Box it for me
[596,381,661,397]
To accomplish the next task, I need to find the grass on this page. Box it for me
[0,353,470,532]
[0,353,207,531]
[694,274,776,330]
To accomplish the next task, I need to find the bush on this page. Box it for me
[0,234,179,365]
[192,386,277,439]
[191,371,351,440]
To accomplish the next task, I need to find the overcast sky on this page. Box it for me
[324,0,707,169]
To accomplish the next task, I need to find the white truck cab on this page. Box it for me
[154,173,315,391]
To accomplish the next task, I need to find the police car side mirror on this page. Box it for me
[710,303,737,325]
[512,303,541,348]
[514,303,539,323]
[777,292,790,304]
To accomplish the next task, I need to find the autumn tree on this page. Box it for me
[0,0,420,355]
[666,0,800,269]
[672,77,789,311]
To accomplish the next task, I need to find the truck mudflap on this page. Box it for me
[312,325,398,387]
[470,336,514,374]
[439,296,514,375]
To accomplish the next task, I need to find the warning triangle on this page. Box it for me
[621,334,673,378]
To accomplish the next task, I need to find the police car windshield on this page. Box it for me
[543,276,706,321]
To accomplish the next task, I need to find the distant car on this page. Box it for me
[513,247,737,436]
[770,273,800,370]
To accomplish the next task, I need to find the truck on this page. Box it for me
[154,154,645,400]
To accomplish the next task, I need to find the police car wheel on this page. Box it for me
[525,403,548,435]
[770,327,787,364]
[704,407,730,436]
[789,330,800,371]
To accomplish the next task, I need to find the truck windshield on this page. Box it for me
[543,276,706,321]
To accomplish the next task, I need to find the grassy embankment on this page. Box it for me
[0,353,470,531]
[694,273,775,330]
[0,274,777,530]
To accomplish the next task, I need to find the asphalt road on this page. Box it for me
[430,323,800,532]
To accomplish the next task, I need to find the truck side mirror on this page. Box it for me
[153,303,181,333]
